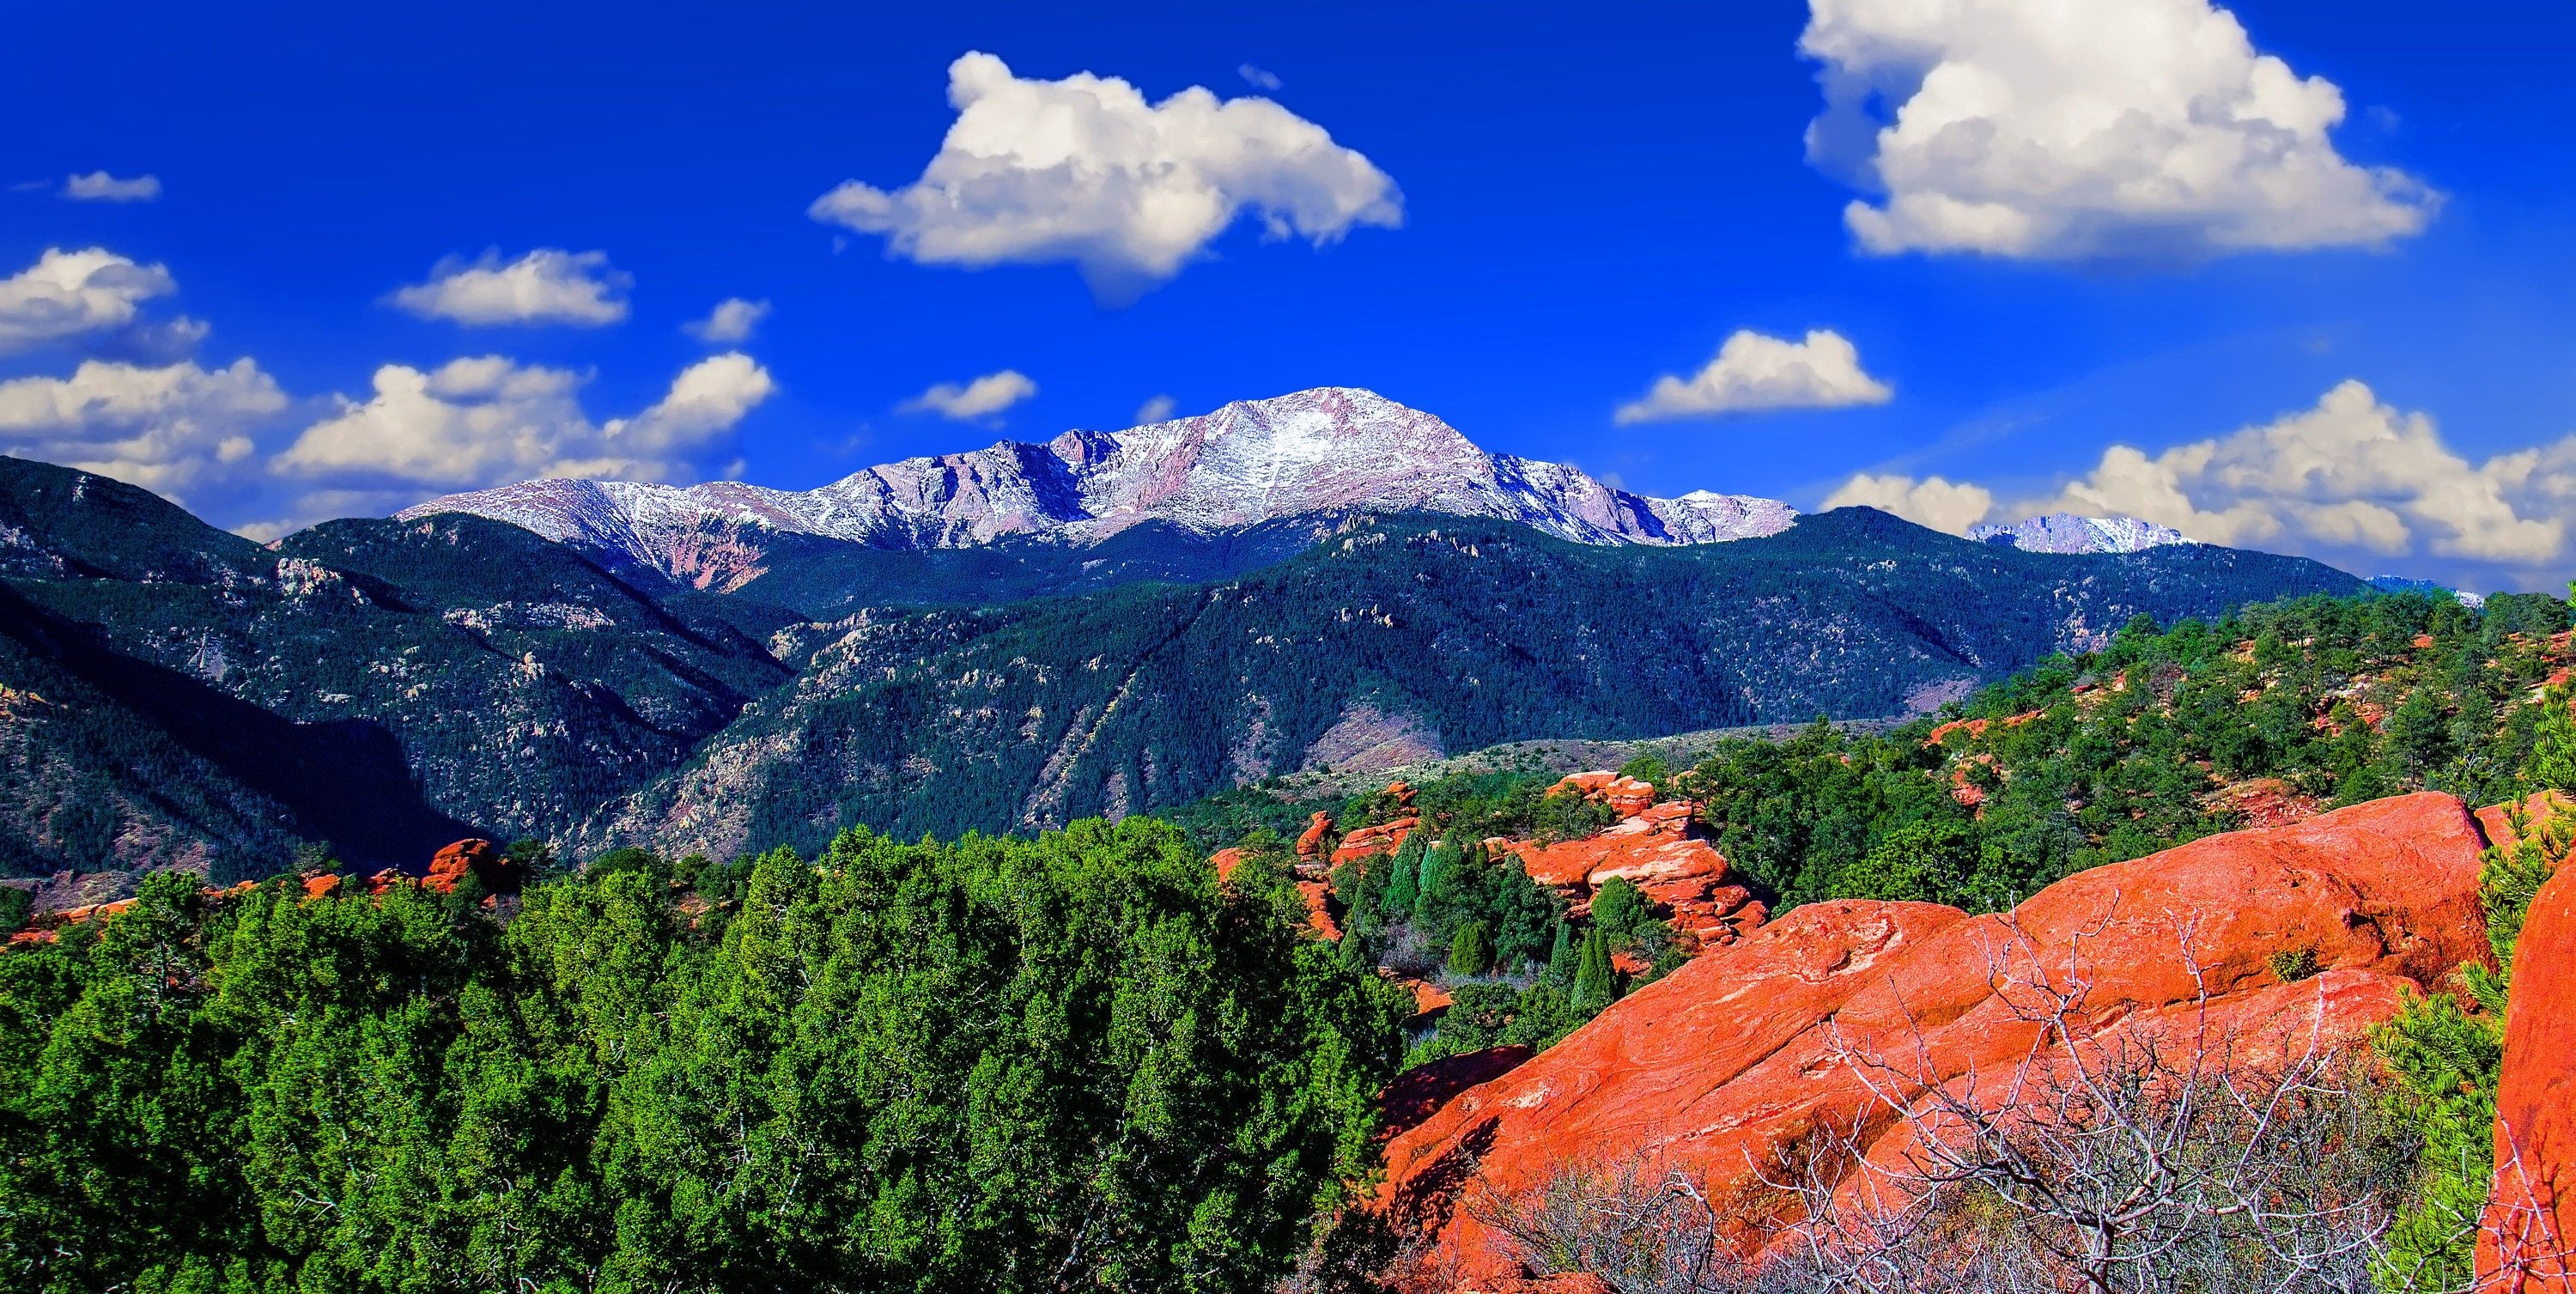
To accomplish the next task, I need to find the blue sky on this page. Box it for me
[6,0,2576,589]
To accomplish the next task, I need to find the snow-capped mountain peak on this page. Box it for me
[399,387,1799,579]
[1965,513,2190,555]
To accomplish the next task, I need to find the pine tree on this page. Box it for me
[1382,834,1425,919]
[1571,926,1617,1013]
[1446,921,1493,978]
[1542,919,1576,987]
[2528,680,2576,791]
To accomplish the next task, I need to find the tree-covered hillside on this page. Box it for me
[606,509,2365,858]
[0,459,787,880]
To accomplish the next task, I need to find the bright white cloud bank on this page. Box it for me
[63,172,161,203]
[1824,472,1997,534]
[810,52,1401,301]
[683,297,770,343]
[901,369,1038,422]
[1799,0,2436,259]
[1616,329,1892,423]
[0,249,179,354]
[0,359,286,493]
[278,352,773,486]
[389,249,632,326]
[1827,382,2576,574]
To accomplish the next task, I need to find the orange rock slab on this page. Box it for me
[2481,828,2576,1291]
[1377,793,2492,1285]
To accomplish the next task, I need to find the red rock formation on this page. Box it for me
[2481,815,2576,1291]
[1378,793,2491,1285]
[1209,846,1246,882]
[1499,801,1753,940]
[2207,776,2324,829]
[422,837,524,895]
[1378,1045,1534,1145]
[2476,789,2576,853]
[1296,811,1333,862]
[1297,879,1342,940]
[1334,816,1419,866]
[302,873,343,900]
[1550,771,1656,817]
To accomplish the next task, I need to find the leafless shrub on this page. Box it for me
[1469,1155,1763,1293]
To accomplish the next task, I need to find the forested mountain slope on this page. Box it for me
[601,508,2365,858]
[0,459,787,879]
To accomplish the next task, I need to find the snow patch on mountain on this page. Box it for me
[401,388,1799,576]
[1966,513,2190,555]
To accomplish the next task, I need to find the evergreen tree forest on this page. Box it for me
[0,819,1409,1293]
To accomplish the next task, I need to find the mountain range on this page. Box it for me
[0,387,2369,890]
[403,388,1801,592]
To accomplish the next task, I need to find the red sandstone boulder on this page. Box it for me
[422,837,523,895]
[2481,828,2576,1291]
[1550,770,1656,817]
[1334,816,1419,866]
[1377,793,2492,1285]
[1295,811,1333,862]
[1500,801,1747,935]
[301,873,343,900]
[1296,879,1341,940]
[1209,846,1246,882]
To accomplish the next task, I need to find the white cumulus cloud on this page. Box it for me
[1616,329,1893,424]
[1135,393,1177,424]
[388,248,632,326]
[0,248,179,354]
[1823,471,1996,533]
[1822,381,2576,582]
[0,358,288,493]
[809,52,1402,301]
[63,172,161,202]
[1799,0,2437,260]
[277,352,773,487]
[683,297,770,343]
[2021,380,2561,562]
[900,369,1038,422]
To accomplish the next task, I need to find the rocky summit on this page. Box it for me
[400,387,1799,581]
[1966,512,2190,554]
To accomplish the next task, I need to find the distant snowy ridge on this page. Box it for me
[2367,575,2484,609]
[401,388,1799,573]
[1966,513,2190,555]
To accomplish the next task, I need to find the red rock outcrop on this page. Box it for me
[1297,879,1342,940]
[302,873,343,900]
[1209,846,1246,882]
[1295,811,1333,862]
[422,837,524,895]
[1378,793,2492,1285]
[2481,817,2576,1291]
[1334,816,1419,866]
[1498,801,1757,941]
[1378,1045,1534,1145]
[1549,771,1656,817]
